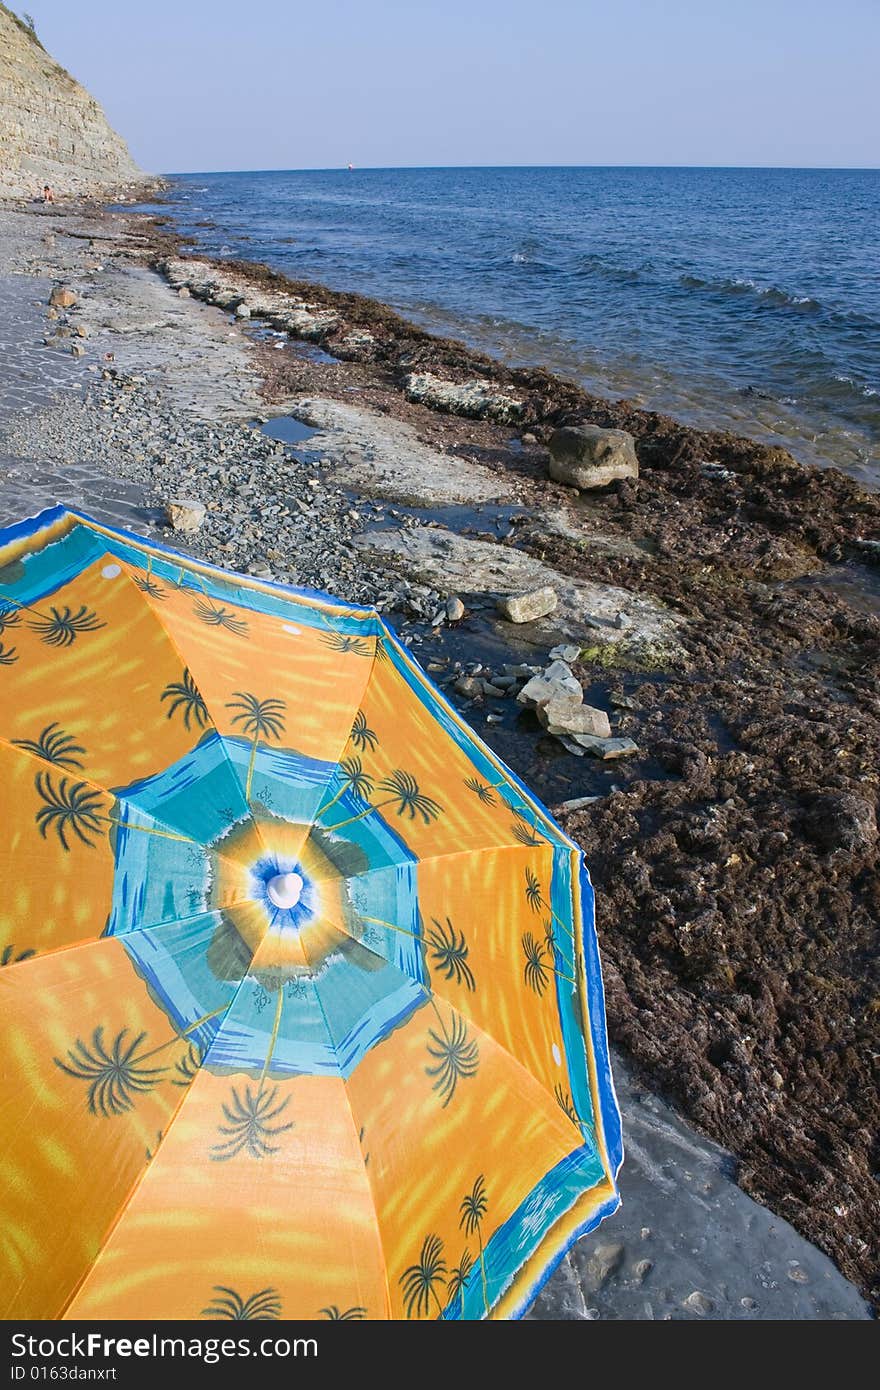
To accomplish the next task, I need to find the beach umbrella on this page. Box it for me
[0,506,621,1321]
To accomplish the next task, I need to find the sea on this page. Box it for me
[135,166,880,486]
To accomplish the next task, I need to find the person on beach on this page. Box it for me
[42,185,54,204]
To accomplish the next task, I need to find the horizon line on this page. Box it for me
[158,161,880,177]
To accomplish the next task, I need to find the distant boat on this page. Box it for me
[347,163,354,171]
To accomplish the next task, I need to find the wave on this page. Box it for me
[832,373,879,400]
[679,273,821,311]
[575,253,649,284]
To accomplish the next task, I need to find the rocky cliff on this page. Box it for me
[0,4,146,198]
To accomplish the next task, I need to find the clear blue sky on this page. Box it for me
[21,0,880,171]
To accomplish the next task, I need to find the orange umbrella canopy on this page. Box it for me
[0,507,621,1321]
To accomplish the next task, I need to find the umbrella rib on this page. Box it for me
[113,559,263,837]
[373,619,579,850]
[0,733,211,851]
[297,940,394,1319]
[0,894,259,971]
[310,881,592,1149]
[134,558,383,845]
[54,932,271,1318]
[56,1060,204,1319]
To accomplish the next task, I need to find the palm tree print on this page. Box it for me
[193,598,249,637]
[524,867,543,913]
[0,603,21,634]
[554,1084,580,1126]
[426,918,475,992]
[0,642,17,665]
[54,1008,227,1118]
[317,756,374,820]
[425,1003,479,1107]
[511,807,545,847]
[460,1175,490,1316]
[523,867,577,959]
[133,574,166,599]
[400,1234,447,1319]
[226,692,286,799]
[211,1083,293,1160]
[325,769,442,832]
[202,1287,281,1320]
[34,773,105,850]
[320,632,373,657]
[463,776,496,806]
[380,771,441,823]
[350,710,378,752]
[1,944,35,967]
[544,919,564,969]
[28,604,104,648]
[522,931,550,996]
[446,1249,473,1304]
[320,1306,366,1320]
[12,723,85,769]
[161,669,209,731]
[172,1041,201,1086]
[54,1027,167,1116]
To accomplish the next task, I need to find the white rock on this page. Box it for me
[559,734,639,760]
[165,497,206,533]
[683,1291,713,1316]
[538,695,612,740]
[446,596,465,621]
[550,643,581,662]
[542,659,582,695]
[557,795,602,813]
[404,371,523,423]
[517,675,564,709]
[497,585,558,623]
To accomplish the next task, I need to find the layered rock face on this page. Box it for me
[0,5,145,197]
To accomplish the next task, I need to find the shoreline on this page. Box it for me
[0,196,876,1317]
[137,169,880,488]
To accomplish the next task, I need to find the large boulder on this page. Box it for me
[548,424,639,490]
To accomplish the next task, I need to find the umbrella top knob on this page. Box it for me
[266,871,304,911]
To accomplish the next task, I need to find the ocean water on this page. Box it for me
[140,167,879,485]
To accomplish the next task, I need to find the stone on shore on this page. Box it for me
[537,694,612,740]
[165,497,206,532]
[49,286,77,309]
[557,795,602,813]
[403,371,524,424]
[550,643,581,663]
[518,675,562,708]
[543,658,581,690]
[560,733,640,760]
[445,595,465,621]
[548,423,639,490]
[497,585,558,623]
[584,1242,626,1292]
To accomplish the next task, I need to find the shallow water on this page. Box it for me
[134,166,879,485]
[258,415,317,445]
